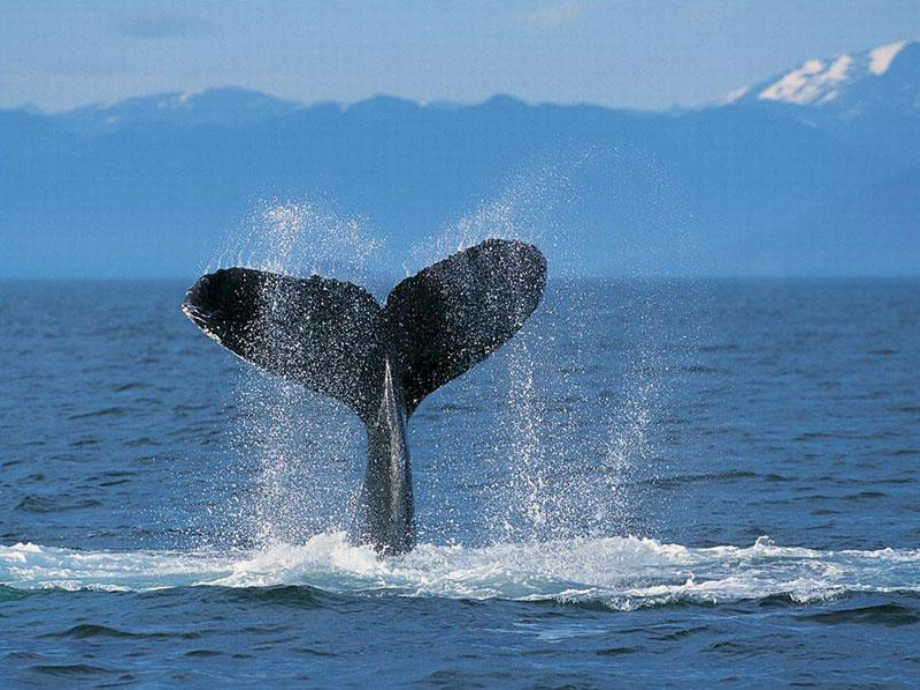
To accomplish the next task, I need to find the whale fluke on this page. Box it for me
[385,239,546,415]
[183,268,384,423]
[182,238,547,554]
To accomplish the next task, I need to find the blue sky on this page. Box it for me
[3,0,920,112]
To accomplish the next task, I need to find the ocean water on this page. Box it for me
[1,277,918,687]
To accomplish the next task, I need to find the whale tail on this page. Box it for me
[183,238,546,554]
[182,238,547,424]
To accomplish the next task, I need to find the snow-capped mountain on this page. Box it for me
[718,39,920,161]
[2,40,917,277]
[55,87,306,134]
[723,40,916,109]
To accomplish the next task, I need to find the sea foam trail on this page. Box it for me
[1,535,918,609]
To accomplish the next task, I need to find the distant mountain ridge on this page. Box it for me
[52,87,308,135]
[718,39,920,162]
[2,40,917,278]
[723,40,917,108]
[49,89,536,134]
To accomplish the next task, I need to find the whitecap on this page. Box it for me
[2,535,918,610]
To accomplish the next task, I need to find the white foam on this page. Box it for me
[3,534,918,609]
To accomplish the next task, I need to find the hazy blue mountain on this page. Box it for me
[717,164,920,276]
[2,41,917,278]
[53,87,307,135]
[719,39,920,164]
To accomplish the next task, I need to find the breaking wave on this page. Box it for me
[3,535,918,610]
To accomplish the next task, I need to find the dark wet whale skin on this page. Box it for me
[362,355,414,554]
[181,238,547,554]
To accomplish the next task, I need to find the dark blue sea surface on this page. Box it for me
[1,277,919,687]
